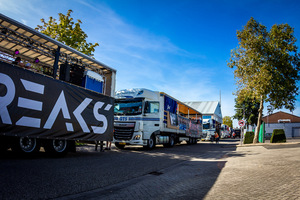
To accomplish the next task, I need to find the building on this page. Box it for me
[262,111,300,138]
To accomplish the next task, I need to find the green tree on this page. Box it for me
[223,116,233,128]
[228,17,300,143]
[35,10,99,56]
[233,97,260,126]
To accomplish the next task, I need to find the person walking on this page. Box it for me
[214,131,220,144]
[105,141,112,150]
[95,141,105,152]
[232,131,236,139]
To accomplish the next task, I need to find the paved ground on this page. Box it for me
[1,139,299,200]
[0,140,236,200]
[204,139,300,200]
[56,141,235,200]
[56,139,300,200]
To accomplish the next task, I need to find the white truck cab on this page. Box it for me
[202,119,217,141]
[113,89,202,149]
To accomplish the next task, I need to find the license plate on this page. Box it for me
[119,142,126,145]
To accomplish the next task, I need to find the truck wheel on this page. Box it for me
[115,142,125,149]
[193,138,198,144]
[186,138,191,145]
[145,135,156,149]
[187,137,196,145]
[44,139,69,156]
[12,137,40,153]
[163,135,175,148]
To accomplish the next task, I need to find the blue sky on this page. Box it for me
[1,0,300,127]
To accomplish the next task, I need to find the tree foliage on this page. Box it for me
[233,97,260,126]
[35,10,99,56]
[228,17,300,143]
[222,116,233,128]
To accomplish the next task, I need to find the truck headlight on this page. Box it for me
[133,135,141,140]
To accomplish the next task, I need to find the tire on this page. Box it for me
[44,139,69,157]
[145,134,156,150]
[193,138,197,144]
[115,142,125,149]
[163,135,175,148]
[187,137,193,145]
[12,137,40,154]
[194,138,198,144]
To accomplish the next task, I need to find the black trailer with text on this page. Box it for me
[0,14,116,156]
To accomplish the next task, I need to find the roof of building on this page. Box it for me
[262,111,300,123]
[184,101,221,115]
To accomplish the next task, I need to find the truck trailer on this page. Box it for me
[113,89,202,149]
[0,14,116,156]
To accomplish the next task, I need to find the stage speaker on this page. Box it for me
[59,63,70,82]
[69,64,84,86]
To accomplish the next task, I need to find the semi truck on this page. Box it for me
[113,89,202,149]
[220,124,230,138]
[202,118,217,141]
[0,14,116,156]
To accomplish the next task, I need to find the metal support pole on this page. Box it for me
[52,46,61,79]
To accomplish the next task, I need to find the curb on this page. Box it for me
[237,142,300,147]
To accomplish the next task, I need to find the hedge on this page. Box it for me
[270,129,286,143]
[244,131,254,144]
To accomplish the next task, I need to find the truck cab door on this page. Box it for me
[143,101,160,138]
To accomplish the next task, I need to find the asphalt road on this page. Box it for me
[0,140,239,200]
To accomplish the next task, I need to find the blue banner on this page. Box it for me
[164,96,177,114]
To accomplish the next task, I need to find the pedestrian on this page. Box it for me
[214,131,219,144]
[232,131,236,139]
[95,141,105,152]
[12,57,25,68]
[105,140,111,150]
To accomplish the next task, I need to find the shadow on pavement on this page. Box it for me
[0,139,249,200]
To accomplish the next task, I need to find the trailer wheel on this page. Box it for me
[194,138,198,144]
[163,135,175,148]
[115,142,125,149]
[12,137,40,153]
[192,138,197,144]
[187,137,195,145]
[44,139,69,156]
[145,135,156,149]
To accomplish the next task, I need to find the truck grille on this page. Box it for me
[114,122,135,140]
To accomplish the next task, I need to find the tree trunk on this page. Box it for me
[253,97,264,143]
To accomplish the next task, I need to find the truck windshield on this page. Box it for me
[203,123,210,130]
[114,100,143,115]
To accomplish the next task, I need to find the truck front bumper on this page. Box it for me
[113,131,147,146]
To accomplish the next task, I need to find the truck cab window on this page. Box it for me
[145,102,159,113]
[114,101,143,115]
